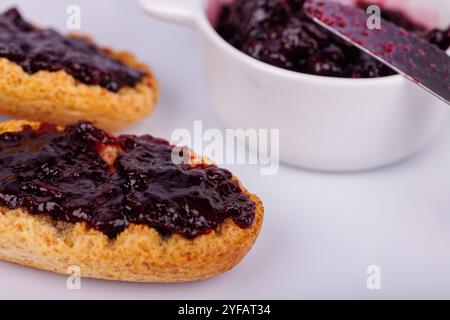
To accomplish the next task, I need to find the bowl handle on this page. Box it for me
[138,0,201,27]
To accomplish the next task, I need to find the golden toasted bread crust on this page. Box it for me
[0,35,159,132]
[0,121,264,283]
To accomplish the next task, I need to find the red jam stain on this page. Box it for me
[0,8,144,92]
[216,0,450,79]
[0,122,256,239]
[383,42,395,53]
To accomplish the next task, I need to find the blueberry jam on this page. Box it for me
[0,122,256,239]
[216,0,450,78]
[0,8,145,92]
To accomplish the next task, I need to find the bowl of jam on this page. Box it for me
[140,0,450,171]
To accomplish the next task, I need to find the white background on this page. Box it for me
[1,0,450,299]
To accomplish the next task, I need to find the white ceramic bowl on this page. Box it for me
[139,0,450,172]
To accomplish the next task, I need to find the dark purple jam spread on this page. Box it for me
[216,0,450,78]
[0,8,144,92]
[0,122,256,239]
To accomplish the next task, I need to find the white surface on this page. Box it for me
[1,0,450,299]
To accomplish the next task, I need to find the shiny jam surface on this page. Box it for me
[216,0,450,78]
[0,122,256,239]
[0,8,144,92]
